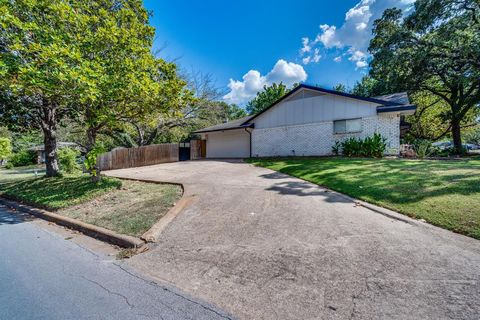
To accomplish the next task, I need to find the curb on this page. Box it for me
[0,198,145,248]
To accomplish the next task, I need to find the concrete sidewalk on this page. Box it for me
[106,160,480,320]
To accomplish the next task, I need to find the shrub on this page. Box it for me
[84,144,106,180]
[334,133,387,158]
[432,146,468,157]
[0,137,12,161]
[58,147,80,173]
[464,128,480,145]
[342,137,363,157]
[363,133,387,158]
[331,141,341,156]
[413,140,433,159]
[9,150,37,167]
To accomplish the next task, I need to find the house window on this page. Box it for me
[334,118,362,134]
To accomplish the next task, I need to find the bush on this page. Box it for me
[464,128,480,145]
[9,150,37,167]
[432,146,468,157]
[58,147,80,173]
[0,137,12,161]
[331,141,341,156]
[413,140,433,159]
[334,133,387,158]
[84,144,107,180]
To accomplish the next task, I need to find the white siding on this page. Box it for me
[205,129,250,158]
[254,90,379,129]
[252,115,400,157]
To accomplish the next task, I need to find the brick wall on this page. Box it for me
[251,115,400,157]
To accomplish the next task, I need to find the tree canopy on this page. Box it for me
[369,0,480,152]
[246,82,292,115]
[0,0,193,177]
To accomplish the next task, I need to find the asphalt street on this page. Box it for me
[0,205,232,320]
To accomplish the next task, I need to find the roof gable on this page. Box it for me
[245,84,404,124]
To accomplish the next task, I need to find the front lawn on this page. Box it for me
[57,180,182,237]
[0,171,122,210]
[0,167,182,237]
[247,157,480,239]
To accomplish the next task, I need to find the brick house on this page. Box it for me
[194,84,416,158]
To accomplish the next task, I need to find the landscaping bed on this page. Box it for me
[0,167,182,238]
[247,157,480,239]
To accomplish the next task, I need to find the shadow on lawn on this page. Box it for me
[257,158,480,205]
[1,175,121,210]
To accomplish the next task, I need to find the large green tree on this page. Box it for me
[70,0,168,153]
[246,82,292,115]
[0,0,90,176]
[369,0,480,153]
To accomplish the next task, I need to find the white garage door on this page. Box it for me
[206,129,250,158]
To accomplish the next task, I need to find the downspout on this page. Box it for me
[244,127,252,158]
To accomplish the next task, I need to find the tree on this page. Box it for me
[104,72,245,147]
[0,0,88,176]
[333,84,347,93]
[351,76,388,97]
[0,137,12,163]
[246,83,292,115]
[65,0,186,179]
[369,0,480,153]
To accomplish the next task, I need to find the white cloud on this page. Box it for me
[299,0,415,69]
[312,48,321,63]
[300,37,311,54]
[223,59,307,105]
[348,49,368,68]
[317,25,340,48]
[302,48,321,65]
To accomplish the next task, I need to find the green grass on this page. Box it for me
[57,180,182,237]
[0,169,122,210]
[247,157,480,239]
[0,166,182,237]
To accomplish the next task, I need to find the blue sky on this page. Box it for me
[144,0,414,104]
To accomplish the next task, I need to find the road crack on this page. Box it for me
[80,275,135,309]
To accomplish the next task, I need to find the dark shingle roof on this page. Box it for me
[193,115,255,133]
[373,92,410,105]
[194,85,414,133]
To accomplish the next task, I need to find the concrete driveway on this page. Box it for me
[106,160,480,320]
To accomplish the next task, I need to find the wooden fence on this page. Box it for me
[97,143,179,171]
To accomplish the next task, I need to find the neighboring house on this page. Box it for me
[30,142,79,164]
[194,84,416,158]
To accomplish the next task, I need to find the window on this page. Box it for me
[334,118,362,134]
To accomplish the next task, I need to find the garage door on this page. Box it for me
[206,129,250,158]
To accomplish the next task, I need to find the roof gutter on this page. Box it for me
[193,123,254,134]
[377,104,417,114]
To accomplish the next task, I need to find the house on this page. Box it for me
[194,84,416,158]
[30,142,79,164]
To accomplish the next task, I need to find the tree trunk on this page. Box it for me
[86,126,101,182]
[451,118,463,154]
[86,127,97,154]
[41,106,60,177]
